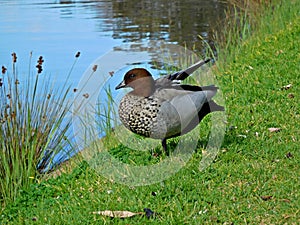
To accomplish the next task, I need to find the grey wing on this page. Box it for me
[153,90,213,138]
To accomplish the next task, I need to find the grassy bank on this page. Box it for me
[1,0,299,224]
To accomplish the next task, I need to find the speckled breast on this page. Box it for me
[118,94,162,138]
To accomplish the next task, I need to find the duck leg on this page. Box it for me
[161,138,169,156]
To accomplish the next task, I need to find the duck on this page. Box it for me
[115,59,224,155]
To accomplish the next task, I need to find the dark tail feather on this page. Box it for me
[167,59,211,81]
[179,84,219,92]
[198,101,224,121]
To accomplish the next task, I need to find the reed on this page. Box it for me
[211,0,271,63]
[0,52,79,206]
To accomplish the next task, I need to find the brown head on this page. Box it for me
[115,68,155,97]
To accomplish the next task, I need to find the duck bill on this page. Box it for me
[115,80,126,90]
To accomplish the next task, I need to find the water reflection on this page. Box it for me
[109,0,225,51]
[48,0,226,52]
[1,0,227,83]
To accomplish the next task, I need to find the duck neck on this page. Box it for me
[131,77,155,97]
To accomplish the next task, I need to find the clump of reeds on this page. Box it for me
[210,0,271,62]
[0,52,80,206]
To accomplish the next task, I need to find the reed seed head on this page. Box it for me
[11,52,17,63]
[92,65,98,72]
[36,56,44,74]
[37,56,44,65]
[75,52,81,58]
[2,66,7,74]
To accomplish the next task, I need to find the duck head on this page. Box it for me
[115,68,155,97]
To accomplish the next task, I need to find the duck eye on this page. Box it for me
[129,74,136,79]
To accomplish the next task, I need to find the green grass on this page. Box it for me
[1,0,300,224]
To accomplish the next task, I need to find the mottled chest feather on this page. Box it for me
[118,94,161,137]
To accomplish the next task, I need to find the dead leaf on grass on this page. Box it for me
[92,210,143,218]
[275,49,284,56]
[286,152,293,158]
[268,127,281,133]
[237,134,247,138]
[144,208,155,218]
[261,195,272,201]
[151,191,157,196]
[281,84,292,90]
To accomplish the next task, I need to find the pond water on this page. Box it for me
[1,0,228,166]
[1,0,227,84]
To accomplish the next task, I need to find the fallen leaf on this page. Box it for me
[283,214,291,219]
[229,125,237,131]
[221,148,228,153]
[281,84,292,90]
[144,208,155,218]
[286,152,293,158]
[287,93,294,98]
[152,153,159,157]
[261,195,272,201]
[268,127,281,133]
[198,209,208,214]
[275,49,284,55]
[237,134,247,138]
[92,210,143,218]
